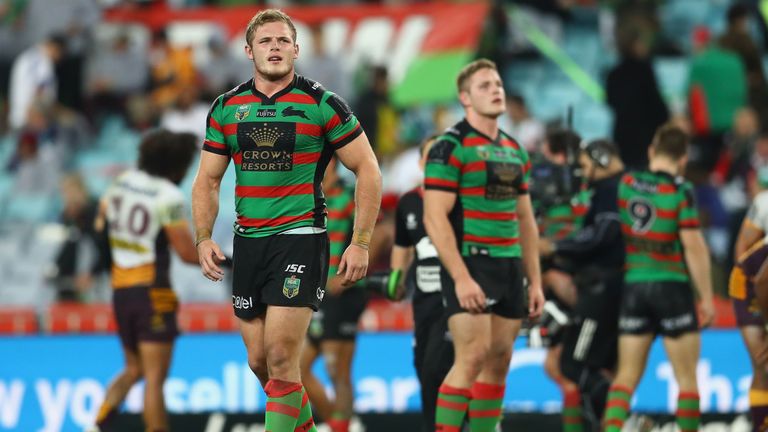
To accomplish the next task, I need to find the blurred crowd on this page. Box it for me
[1,0,767,304]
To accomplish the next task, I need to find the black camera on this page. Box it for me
[529,157,583,212]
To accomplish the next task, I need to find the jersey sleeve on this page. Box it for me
[202,96,229,156]
[320,92,363,150]
[746,192,768,232]
[678,182,700,229]
[424,137,461,193]
[157,187,188,228]
[394,197,412,247]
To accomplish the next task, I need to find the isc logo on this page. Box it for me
[285,264,306,273]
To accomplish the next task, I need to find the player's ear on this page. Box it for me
[245,43,254,60]
[294,42,299,59]
[458,89,471,108]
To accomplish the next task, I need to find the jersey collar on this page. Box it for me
[459,118,503,144]
[250,74,297,106]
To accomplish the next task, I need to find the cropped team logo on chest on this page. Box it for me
[283,275,301,299]
[237,122,297,171]
[485,161,523,200]
[235,104,251,121]
[477,146,516,161]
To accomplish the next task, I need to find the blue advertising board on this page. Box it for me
[0,330,754,431]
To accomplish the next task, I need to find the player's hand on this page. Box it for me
[327,275,348,296]
[197,239,226,282]
[455,275,486,314]
[338,244,369,287]
[699,297,715,328]
[392,281,407,301]
[528,283,545,320]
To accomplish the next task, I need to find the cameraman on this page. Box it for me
[539,139,625,431]
[530,129,591,432]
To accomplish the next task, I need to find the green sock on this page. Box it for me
[265,379,303,432]
[468,382,505,432]
[603,384,632,432]
[562,387,583,432]
[294,387,317,432]
[676,392,700,432]
[435,384,471,431]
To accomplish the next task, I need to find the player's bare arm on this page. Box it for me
[334,132,382,286]
[424,189,485,313]
[191,151,229,281]
[680,228,714,326]
[734,220,764,263]
[165,220,199,265]
[517,194,545,319]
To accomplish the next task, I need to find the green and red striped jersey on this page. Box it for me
[424,119,530,258]
[618,170,700,283]
[325,182,355,276]
[538,187,591,241]
[203,75,362,238]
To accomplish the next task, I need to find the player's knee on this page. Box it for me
[543,353,560,381]
[755,368,768,389]
[248,354,269,382]
[457,347,489,378]
[266,343,297,375]
[324,356,339,381]
[124,365,143,384]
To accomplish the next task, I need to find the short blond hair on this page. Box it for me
[456,58,498,93]
[245,9,297,46]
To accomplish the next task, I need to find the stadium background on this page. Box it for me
[0,0,763,430]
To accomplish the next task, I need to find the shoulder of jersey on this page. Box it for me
[499,129,523,148]
[443,122,470,141]
[293,75,327,105]
[219,79,254,105]
[158,175,184,195]
[673,175,694,192]
[756,189,768,203]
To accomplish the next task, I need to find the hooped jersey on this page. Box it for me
[618,170,700,283]
[203,75,362,238]
[325,182,355,277]
[538,187,591,241]
[424,119,530,258]
[102,170,187,289]
[730,190,768,299]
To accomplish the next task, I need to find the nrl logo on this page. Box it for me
[235,104,251,121]
[283,275,301,299]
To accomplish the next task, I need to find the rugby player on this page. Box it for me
[424,58,545,432]
[191,10,381,432]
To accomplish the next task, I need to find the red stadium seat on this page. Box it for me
[46,303,116,333]
[178,303,238,332]
[359,299,413,332]
[0,308,38,334]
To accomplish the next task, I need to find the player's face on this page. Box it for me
[461,68,506,118]
[246,21,298,81]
